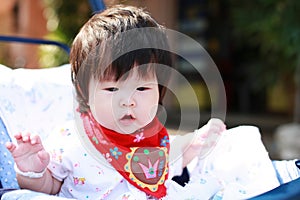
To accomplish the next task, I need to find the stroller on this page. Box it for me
[0,1,299,199]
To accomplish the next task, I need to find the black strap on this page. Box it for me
[172,167,190,187]
[296,160,300,170]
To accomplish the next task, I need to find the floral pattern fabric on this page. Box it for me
[0,117,18,189]
[0,64,73,190]
[0,64,74,141]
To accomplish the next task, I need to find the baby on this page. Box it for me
[6,4,225,200]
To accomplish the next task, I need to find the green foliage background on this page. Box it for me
[41,0,92,68]
[230,0,300,88]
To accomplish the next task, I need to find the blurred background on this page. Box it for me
[0,0,299,160]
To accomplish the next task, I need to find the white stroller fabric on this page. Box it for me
[189,126,281,199]
[0,64,74,142]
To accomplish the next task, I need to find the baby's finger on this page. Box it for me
[29,134,40,145]
[208,118,225,127]
[14,132,28,145]
[209,120,226,133]
[210,125,224,135]
[13,132,22,140]
[5,141,16,152]
[20,131,31,142]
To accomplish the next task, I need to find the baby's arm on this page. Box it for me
[6,132,62,194]
[182,118,226,167]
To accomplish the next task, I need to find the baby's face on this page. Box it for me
[88,68,159,134]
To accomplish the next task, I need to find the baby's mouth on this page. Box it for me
[121,114,135,120]
[121,114,135,121]
[119,114,136,126]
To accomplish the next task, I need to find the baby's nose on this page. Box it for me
[120,98,136,107]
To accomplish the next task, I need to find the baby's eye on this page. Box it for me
[104,87,119,92]
[136,87,150,91]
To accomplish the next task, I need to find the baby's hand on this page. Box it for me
[6,132,50,173]
[182,118,226,166]
[194,118,226,158]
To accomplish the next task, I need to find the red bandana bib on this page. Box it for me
[80,111,170,198]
